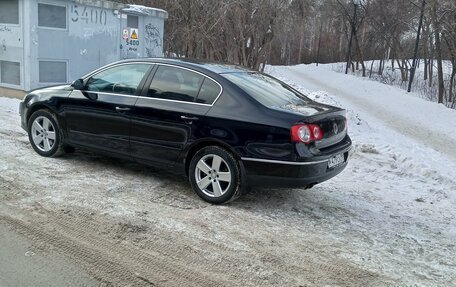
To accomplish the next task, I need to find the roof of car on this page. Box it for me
[122,58,253,74]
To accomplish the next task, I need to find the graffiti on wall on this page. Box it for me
[145,24,162,57]
[0,26,19,56]
[0,26,12,33]
[0,26,13,55]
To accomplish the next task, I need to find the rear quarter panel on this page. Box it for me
[197,82,300,161]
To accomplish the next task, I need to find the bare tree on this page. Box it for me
[431,0,445,103]
[114,0,456,108]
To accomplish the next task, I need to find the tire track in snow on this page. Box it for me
[0,198,385,287]
[0,214,230,287]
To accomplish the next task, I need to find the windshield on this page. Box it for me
[222,72,311,108]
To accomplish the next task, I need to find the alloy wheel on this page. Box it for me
[31,116,56,152]
[194,154,232,197]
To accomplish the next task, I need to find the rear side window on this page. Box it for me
[223,72,311,108]
[86,64,150,95]
[196,78,221,104]
[148,66,204,103]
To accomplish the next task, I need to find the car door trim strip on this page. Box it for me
[241,157,328,165]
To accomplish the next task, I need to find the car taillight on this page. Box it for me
[291,124,323,144]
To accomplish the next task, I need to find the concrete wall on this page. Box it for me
[0,0,167,95]
[0,0,25,90]
[32,0,122,89]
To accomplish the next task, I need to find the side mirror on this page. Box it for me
[84,92,98,101]
[71,79,85,90]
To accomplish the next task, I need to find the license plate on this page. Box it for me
[328,153,345,169]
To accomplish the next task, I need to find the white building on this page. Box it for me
[0,0,167,97]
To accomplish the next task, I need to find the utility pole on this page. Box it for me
[345,1,359,74]
[408,0,426,93]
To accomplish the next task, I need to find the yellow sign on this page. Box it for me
[130,29,138,40]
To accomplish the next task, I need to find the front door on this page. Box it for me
[64,63,153,155]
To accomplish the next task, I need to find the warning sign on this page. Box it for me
[122,28,129,40]
[130,28,138,40]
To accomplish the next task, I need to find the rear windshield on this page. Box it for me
[222,72,311,107]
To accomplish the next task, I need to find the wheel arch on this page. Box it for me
[183,139,242,176]
[26,103,69,147]
[26,107,66,157]
[26,103,56,126]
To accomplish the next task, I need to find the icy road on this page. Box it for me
[0,64,455,286]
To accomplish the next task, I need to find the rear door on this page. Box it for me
[64,63,153,155]
[130,64,221,167]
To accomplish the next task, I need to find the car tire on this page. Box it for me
[28,109,65,158]
[189,146,242,204]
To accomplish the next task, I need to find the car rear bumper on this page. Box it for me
[242,148,352,188]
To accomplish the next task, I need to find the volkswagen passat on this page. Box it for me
[19,58,352,204]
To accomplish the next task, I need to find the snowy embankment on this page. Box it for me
[268,64,456,283]
[321,60,455,107]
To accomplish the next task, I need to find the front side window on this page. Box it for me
[222,72,311,108]
[0,0,19,24]
[38,3,67,29]
[148,66,204,103]
[86,64,151,95]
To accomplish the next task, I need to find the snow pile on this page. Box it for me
[321,60,455,107]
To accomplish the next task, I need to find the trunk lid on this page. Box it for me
[278,101,348,149]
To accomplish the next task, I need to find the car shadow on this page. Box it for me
[53,150,219,209]
[61,149,185,182]
[53,149,340,214]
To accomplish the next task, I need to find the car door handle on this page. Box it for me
[115,107,131,112]
[181,115,199,121]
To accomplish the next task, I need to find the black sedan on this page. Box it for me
[19,58,352,204]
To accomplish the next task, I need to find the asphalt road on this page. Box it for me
[0,223,98,287]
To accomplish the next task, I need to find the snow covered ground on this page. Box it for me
[268,64,456,283]
[0,64,455,286]
[323,60,455,107]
